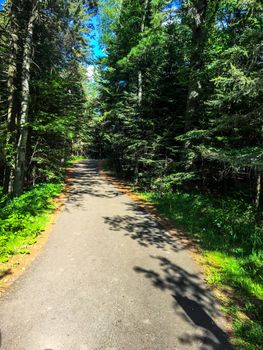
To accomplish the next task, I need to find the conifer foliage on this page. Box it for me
[95,0,262,208]
[0,0,95,196]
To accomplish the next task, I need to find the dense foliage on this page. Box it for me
[94,0,262,210]
[0,0,95,196]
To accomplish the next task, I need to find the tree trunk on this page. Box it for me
[138,70,143,105]
[3,0,20,193]
[13,1,38,196]
[138,0,149,106]
[185,0,220,131]
[185,0,208,131]
[255,172,261,210]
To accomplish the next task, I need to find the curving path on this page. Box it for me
[0,160,232,350]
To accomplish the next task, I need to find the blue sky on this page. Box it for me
[0,0,178,61]
[0,0,104,61]
[89,14,106,61]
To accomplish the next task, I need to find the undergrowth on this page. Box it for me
[140,191,263,350]
[0,183,63,263]
[0,156,85,263]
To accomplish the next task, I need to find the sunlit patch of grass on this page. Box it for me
[66,155,86,166]
[204,252,263,299]
[204,251,263,349]
[139,191,263,349]
[0,183,63,262]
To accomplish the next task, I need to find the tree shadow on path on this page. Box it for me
[104,206,233,349]
[134,256,233,350]
[104,201,194,252]
[66,161,122,208]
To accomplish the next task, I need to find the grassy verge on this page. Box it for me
[0,183,63,263]
[0,156,86,263]
[139,191,263,350]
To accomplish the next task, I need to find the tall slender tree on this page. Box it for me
[0,0,95,195]
[13,0,39,196]
[3,0,20,193]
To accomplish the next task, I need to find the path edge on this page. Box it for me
[0,162,78,297]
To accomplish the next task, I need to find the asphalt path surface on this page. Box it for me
[0,160,232,350]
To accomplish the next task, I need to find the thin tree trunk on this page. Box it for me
[13,1,38,196]
[138,70,143,105]
[185,0,220,131]
[3,0,20,193]
[255,172,261,210]
[185,0,208,131]
[138,0,149,106]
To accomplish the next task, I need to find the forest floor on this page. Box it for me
[0,160,232,350]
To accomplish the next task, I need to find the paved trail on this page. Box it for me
[0,160,232,350]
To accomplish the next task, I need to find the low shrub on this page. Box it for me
[0,183,63,262]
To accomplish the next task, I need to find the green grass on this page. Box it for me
[0,183,63,263]
[66,155,86,166]
[140,191,263,350]
[0,155,84,263]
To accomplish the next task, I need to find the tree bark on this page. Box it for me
[185,0,220,131]
[13,1,38,196]
[3,0,20,193]
[255,172,261,210]
[138,70,143,105]
[138,0,149,106]
[185,0,208,131]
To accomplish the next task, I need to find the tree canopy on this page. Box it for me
[89,0,262,208]
[0,0,96,195]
